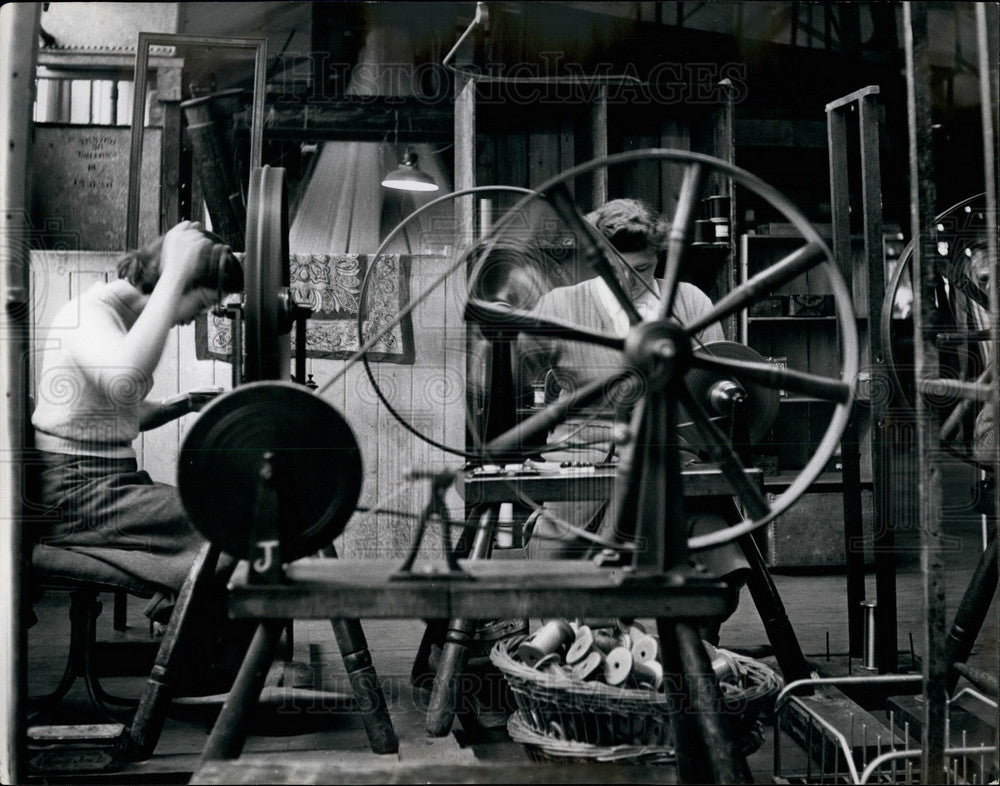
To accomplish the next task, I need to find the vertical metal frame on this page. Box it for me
[826,85,895,670]
[974,3,1000,753]
[126,32,267,249]
[903,6,999,781]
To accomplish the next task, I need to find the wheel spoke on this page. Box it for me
[465,298,625,351]
[917,376,993,404]
[691,352,852,404]
[686,241,827,335]
[659,163,705,318]
[677,385,771,521]
[482,368,635,459]
[940,369,991,442]
[543,182,642,325]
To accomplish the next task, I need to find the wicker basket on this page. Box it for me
[491,635,782,761]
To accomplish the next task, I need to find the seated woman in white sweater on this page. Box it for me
[31,221,235,606]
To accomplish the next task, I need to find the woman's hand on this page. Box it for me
[159,221,214,291]
[187,387,224,412]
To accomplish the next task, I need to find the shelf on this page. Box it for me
[748,315,867,322]
[748,315,836,322]
[760,470,873,493]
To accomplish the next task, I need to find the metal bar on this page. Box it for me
[0,6,40,781]
[973,11,1000,754]
[827,98,866,658]
[903,4,948,781]
[590,86,608,211]
[858,91,896,674]
[826,84,881,112]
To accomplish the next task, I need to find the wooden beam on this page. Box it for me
[0,7,40,782]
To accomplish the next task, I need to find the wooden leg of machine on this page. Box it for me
[945,534,998,693]
[320,544,398,753]
[425,617,479,736]
[425,507,496,736]
[329,619,398,754]
[411,516,482,687]
[118,542,222,761]
[199,620,284,763]
[657,618,749,784]
[738,534,812,683]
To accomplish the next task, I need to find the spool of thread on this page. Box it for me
[495,502,514,548]
[630,633,660,663]
[517,619,575,667]
[603,646,633,686]
[703,641,741,685]
[592,629,619,654]
[533,652,561,671]
[631,658,663,689]
[617,619,646,637]
[709,218,730,241]
[571,650,604,681]
[701,195,730,220]
[565,626,594,665]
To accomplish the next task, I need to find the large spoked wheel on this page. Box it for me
[880,193,992,467]
[355,185,543,459]
[464,149,859,551]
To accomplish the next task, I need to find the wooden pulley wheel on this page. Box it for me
[684,341,780,445]
[177,381,362,562]
[244,165,293,382]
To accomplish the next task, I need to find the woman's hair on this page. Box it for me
[115,230,243,295]
[116,236,164,294]
[584,198,668,252]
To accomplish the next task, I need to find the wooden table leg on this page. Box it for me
[329,619,398,754]
[945,534,997,692]
[321,544,398,753]
[119,542,221,761]
[657,619,749,784]
[199,620,284,763]
[738,534,812,682]
[425,507,495,736]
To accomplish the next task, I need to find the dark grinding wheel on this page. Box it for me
[178,381,362,561]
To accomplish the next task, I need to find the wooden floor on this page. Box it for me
[23,469,998,784]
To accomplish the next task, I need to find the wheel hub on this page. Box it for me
[623,320,693,387]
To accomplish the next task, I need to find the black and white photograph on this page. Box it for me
[0,2,997,783]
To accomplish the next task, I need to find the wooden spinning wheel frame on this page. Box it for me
[208,151,860,558]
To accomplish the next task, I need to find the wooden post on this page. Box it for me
[0,5,40,783]
[903,5,947,781]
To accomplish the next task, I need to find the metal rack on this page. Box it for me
[774,675,998,784]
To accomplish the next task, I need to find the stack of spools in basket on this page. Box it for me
[491,618,783,765]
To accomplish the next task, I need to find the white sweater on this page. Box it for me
[32,281,144,458]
